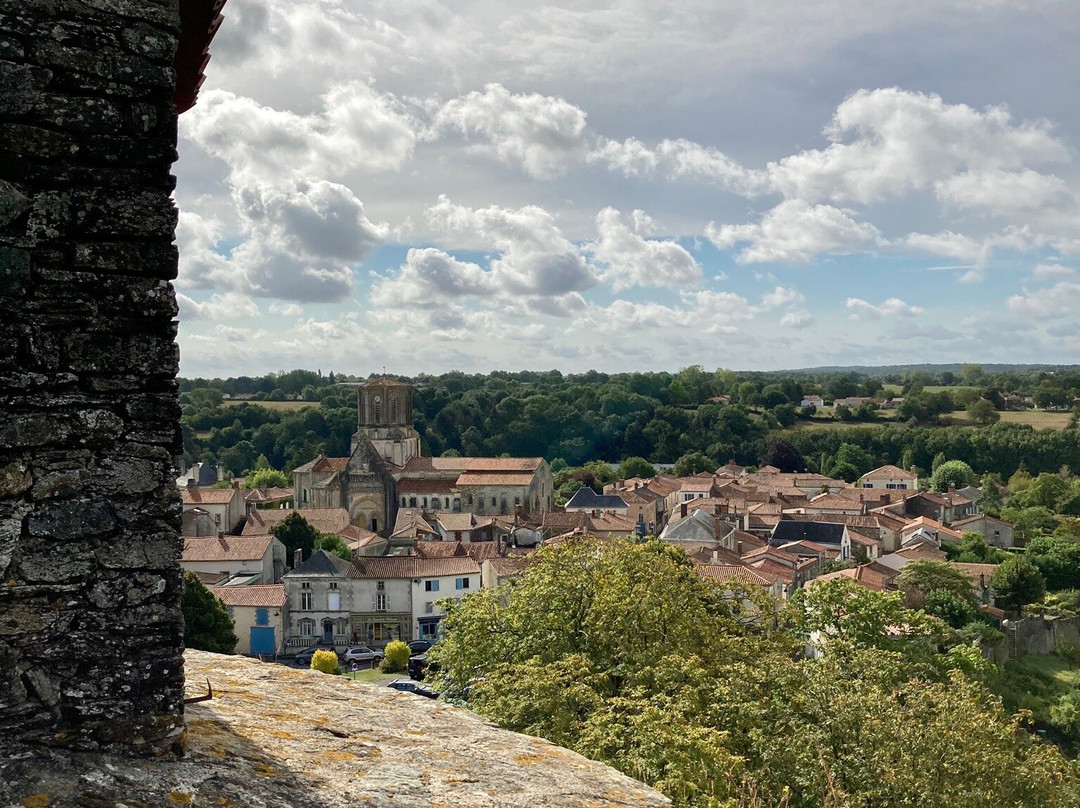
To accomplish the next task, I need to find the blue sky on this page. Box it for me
[172,0,1080,378]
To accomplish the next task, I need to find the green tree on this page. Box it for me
[991,556,1047,613]
[244,467,291,489]
[616,456,656,480]
[931,459,974,492]
[181,571,237,654]
[966,398,1000,425]
[672,452,718,477]
[897,560,980,605]
[979,474,1004,516]
[314,531,353,562]
[272,512,320,565]
[1002,505,1058,542]
[922,588,978,628]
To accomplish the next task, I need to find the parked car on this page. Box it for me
[293,645,337,667]
[408,652,440,681]
[343,646,385,666]
[408,639,434,655]
[387,678,437,699]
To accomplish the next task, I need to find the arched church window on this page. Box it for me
[374,395,381,422]
[390,398,397,423]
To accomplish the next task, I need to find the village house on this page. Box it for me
[481,556,535,589]
[180,480,246,536]
[771,520,868,562]
[181,533,287,584]
[800,395,824,408]
[282,550,359,654]
[953,514,1017,548]
[243,507,352,537]
[211,584,289,656]
[564,487,629,514]
[859,464,919,490]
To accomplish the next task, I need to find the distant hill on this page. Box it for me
[770,363,1080,376]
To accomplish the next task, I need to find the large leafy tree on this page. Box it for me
[991,556,1047,612]
[182,572,237,654]
[897,560,981,606]
[271,512,320,565]
[432,539,1080,808]
[931,459,974,492]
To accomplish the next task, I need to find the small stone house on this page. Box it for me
[211,584,289,656]
[180,481,246,535]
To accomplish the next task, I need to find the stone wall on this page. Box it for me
[0,0,185,756]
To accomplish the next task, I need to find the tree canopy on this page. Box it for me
[182,571,237,654]
[430,538,1080,808]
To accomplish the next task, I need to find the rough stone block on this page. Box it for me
[0,59,51,117]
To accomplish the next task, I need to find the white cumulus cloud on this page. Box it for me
[433,83,589,179]
[1008,281,1080,319]
[846,297,926,318]
[590,208,702,290]
[707,199,883,264]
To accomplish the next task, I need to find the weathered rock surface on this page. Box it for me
[0,650,671,808]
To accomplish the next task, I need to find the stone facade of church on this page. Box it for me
[294,378,553,537]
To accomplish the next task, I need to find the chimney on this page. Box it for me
[217,532,228,551]
[910,465,918,477]
[186,477,196,490]
[293,548,303,568]
[711,550,718,563]
[680,502,687,518]
[948,484,956,494]
[231,479,240,489]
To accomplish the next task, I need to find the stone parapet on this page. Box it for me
[0,651,672,808]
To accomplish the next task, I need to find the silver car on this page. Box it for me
[343,646,385,666]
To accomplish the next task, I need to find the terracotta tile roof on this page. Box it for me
[485,557,536,578]
[861,464,916,480]
[433,513,494,532]
[210,584,287,608]
[812,563,898,592]
[243,508,351,536]
[391,508,437,538]
[401,457,544,474]
[895,544,948,561]
[696,564,777,588]
[953,514,1014,528]
[455,472,538,487]
[687,546,745,565]
[245,487,294,504]
[183,534,272,562]
[742,545,800,564]
[351,556,481,579]
[413,541,506,561]
[902,516,963,541]
[181,487,240,505]
[745,558,797,584]
[397,477,459,495]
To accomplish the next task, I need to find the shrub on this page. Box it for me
[381,640,411,673]
[311,649,340,674]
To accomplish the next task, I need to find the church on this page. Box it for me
[292,378,554,535]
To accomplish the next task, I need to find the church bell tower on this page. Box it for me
[353,377,421,467]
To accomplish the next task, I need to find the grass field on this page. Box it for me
[343,669,402,684]
[222,400,316,412]
[948,410,1072,430]
[881,383,981,395]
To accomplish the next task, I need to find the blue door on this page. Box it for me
[250,626,276,656]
